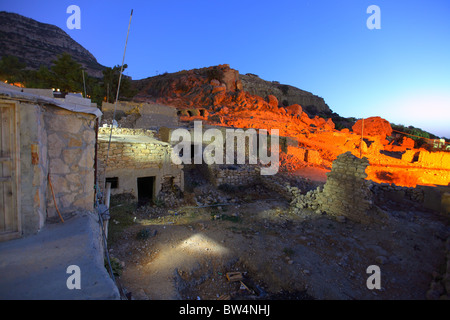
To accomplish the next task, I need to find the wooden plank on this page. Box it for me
[0,107,7,233]
[226,272,244,282]
[0,103,17,235]
[0,165,4,232]
[14,102,21,237]
[0,107,3,158]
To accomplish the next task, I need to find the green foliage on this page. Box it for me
[0,55,26,83]
[50,52,84,92]
[105,257,123,277]
[391,123,435,141]
[1,54,139,106]
[103,64,128,102]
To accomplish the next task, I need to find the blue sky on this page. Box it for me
[2,0,450,138]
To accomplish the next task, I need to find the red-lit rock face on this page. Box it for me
[133,66,450,188]
[352,116,393,139]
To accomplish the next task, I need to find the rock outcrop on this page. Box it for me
[240,73,332,116]
[132,64,333,117]
[352,116,393,139]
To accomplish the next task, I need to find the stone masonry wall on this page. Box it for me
[316,152,373,223]
[97,128,183,198]
[207,164,259,187]
[44,106,97,219]
[97,139,171,171]
[290,152,375,223]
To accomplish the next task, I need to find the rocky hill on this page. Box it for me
[240,73,331,116]
[132,64,333,117]
[0,11,105,78]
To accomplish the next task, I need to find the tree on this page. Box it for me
[0,55,26,83]
[23,65,54,88]
[102,64,136,102]
[50,52,84,92]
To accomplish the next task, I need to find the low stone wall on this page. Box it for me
[207,164,259,187]
[97,140,170,170]
[98,127,156,138]
[370,183,425,203]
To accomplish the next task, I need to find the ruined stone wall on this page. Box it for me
[207,164,259,187]
[402,149,450,169]
[370,183,425,204]
[289,152,375,223]
[315,152,374,223]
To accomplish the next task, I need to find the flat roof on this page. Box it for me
[97,133,169,146]
[0,85,102,118]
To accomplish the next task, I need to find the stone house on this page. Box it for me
[0,84,101,241]
[97,127,184,205]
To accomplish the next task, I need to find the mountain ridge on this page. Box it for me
[0,11,106,78]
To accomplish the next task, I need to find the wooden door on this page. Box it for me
[0,102,20,241]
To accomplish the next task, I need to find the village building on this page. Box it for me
[97,127,184,205]
[0,83,101,241]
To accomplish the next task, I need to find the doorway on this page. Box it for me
[137,176,155,206]
[0,102,20,241]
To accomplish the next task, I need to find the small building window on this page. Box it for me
[105,177,119,189]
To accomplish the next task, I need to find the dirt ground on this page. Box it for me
[107,167,450,300]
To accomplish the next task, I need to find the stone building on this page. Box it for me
[97,127,184,205]
[0,84,101,241]
[101,101,179,129]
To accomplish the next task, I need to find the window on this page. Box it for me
[105,177,119,189]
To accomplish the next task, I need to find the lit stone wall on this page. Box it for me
[97,128,183,199]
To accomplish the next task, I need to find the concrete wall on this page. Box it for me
[19,102,48,235]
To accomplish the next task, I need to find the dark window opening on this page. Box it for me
[137,176,155,206]
[412,152,420,163]
[199,109,205,117]
[106,177,119,189]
